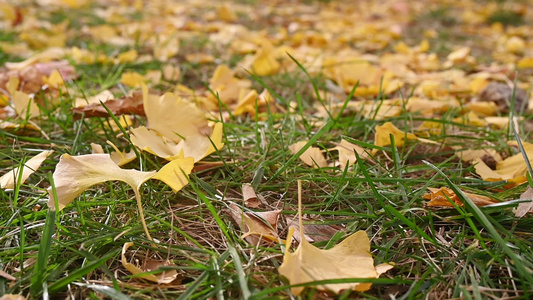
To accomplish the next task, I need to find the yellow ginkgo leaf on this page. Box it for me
[130,126,184,161]
[423,187,498,207]
[151,156,194,192]
[121,242,178,284]
[12,91,40,118]
[331,139,368,170]
[251,43,281,76]
[42,69,65,89]
[373,122,417,153]
[289,141,327,168]
[142,86,209,143]
[1,150,53,189]
[107,141,137,166]
[117,49,138,63]
[121,72,146,87]
[47,153,156,212]
[47,153,193,240]
[278,181,393,295]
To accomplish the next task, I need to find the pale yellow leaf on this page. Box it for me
[130,126,184,161]
[1,150,53,189]
[278,181,393,295]
[332,139,368,170]
[289,141,327,168]
[12,91,40,118]
[515,186,533,218]
[142,86,209,143]
[107,141,137,166]
[47,154,156,211]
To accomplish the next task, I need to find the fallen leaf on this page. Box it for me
[47,153,193,240]
[1,150,53,189]
[373,122,418,154]
[72,91,145,119]
[515,186,533,218]
[424,187,499,207]
[121,242,178,284]
[456,149,502,164]
[286,217,340,243]
[229,203,281,245]
[121,72,146,87]
[47,153,193,211]
[0,295,26,300]
[0,270,16,281]
[331,139,369,170]
[289,141,327,168]
[278,181,393,295]
[242,183,261,208]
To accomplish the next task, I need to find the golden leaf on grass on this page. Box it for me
[1,150,53,189]
[331,139,368,170]
[278,182,393,295]
[473,141,533,181]
[121,242,178,284]
[373,122,417,154]
[289,141,327,168]
[0,295,26,300]
[121,72,146,87]
[423,187,498,207]
[456,149,502,164]
[129,86,224,162]
[229,203,281,245]
[12,91,40,117]
[47,153,193,211]
[74,90,114,108]
[0,121,41,133]
[251,43,281,76]
[515,186,533,218]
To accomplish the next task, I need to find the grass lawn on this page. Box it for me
[1,0,533,299]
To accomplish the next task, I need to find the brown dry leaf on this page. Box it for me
[0,270,16,281]
[289,141,327,168]
[285,217,339,243]
[424,187,499,207]
[242,183,261,208]
[515,186,533,218]
[72,91,145,119]
[228,203,281,246]
[121,242,178,284]
[1,150,53,189]
[278,181,393,295]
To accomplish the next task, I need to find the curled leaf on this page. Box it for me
[423,187,498,207]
